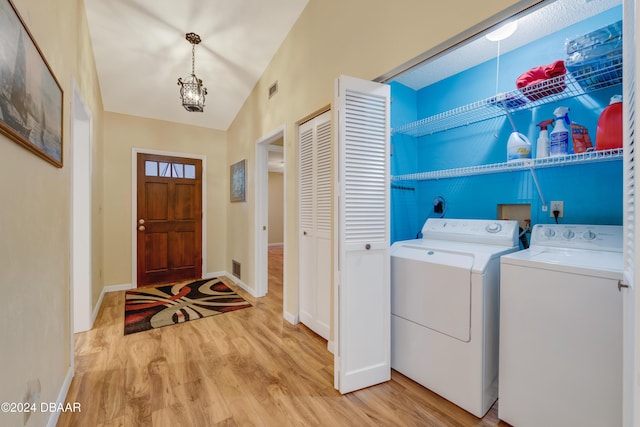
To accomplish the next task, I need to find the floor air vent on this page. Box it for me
[232,260,241,279]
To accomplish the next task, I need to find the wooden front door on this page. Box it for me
[137,153,202,287]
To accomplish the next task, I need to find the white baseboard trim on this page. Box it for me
[104,283,135,292]
[89,283,134,331]
[268,242,283,247]
[46,365,74,427]
[204,273,298,326]
[202,271,227,280]
[283,310,298,325]
[204,271,259,298]
[327,340,335,355]
[90,291,104,328]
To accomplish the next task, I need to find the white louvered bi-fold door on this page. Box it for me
[622,1,638,424]
[334,75,390,394]
[298,110,331,340]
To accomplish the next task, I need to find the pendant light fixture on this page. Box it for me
[177,32,207,112]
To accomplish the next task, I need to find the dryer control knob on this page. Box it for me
[562,230,576,240]
[582,230,597,240]
[543,228,556,238]
[485,223,502,233]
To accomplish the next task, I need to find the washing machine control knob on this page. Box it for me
[562,230,576,240]
[582,230,597,240]
[543,228,556,238]
[485,223,501,233]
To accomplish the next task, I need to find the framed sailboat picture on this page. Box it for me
[0,0,63,167]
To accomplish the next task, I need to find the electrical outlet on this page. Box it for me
[550,200,564,218]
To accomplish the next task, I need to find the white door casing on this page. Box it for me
[333,75,391,394]
[71,79,92,334]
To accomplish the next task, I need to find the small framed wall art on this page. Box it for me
[0,0,64,167]
[230,159,246,203]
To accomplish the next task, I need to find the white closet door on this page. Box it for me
[299,123,316,333]
[299,125,314,235]
[622,1,637,424]
[334,75,390,393]
[299,110,331,340]
[315,118,333,335]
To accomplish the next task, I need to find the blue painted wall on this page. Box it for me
[390,6,623,243]
[390,81,421,241]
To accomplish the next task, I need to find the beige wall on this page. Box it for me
[268,172,284,244]
[0,2,540,424]
[226,0,529,316]
[102,112,228,286]
[0,0,104,426]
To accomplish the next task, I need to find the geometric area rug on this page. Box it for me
[124,278,252,335]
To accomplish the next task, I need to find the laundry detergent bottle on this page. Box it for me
[596,95,622,151]
[536,119,554,158]
[507,131,532,162]
[550,106,570,156]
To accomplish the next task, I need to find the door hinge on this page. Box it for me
[618,280,630,292]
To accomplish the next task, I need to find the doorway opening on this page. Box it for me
[255,126,287,316]
[267,143,285,304]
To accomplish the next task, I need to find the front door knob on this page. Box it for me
[138,225,145,231]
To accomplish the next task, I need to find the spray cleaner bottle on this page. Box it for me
[536,119,554,158]
[550,107,570,156]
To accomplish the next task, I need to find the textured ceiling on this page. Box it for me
[84,0,308,131]
[393,0,621,90]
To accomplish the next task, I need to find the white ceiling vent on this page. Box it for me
[269,81,278,98]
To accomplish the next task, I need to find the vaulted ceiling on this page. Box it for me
[86,0,619,136]
[84,0,308,131]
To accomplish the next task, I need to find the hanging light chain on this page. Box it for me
[185,32,201,75]
[191,43,196,75]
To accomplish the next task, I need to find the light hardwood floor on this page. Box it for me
[58,245,508,426]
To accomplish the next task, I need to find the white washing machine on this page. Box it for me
[390,218,520,418]
[499,224,623,427]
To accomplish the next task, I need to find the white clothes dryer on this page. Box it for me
[499,224,623,427]
[390,218,520,418]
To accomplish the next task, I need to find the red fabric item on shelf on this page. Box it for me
[516,60,567,101]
